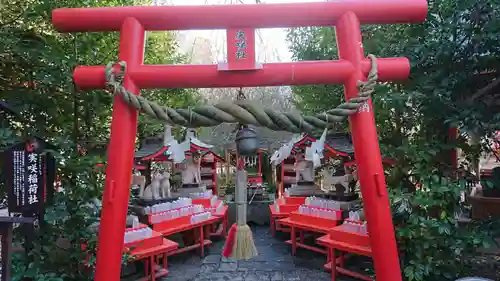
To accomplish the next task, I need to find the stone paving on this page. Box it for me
[161,225,361,281]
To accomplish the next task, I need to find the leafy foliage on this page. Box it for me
[286,27,344,116]
[480,166,500,190]
[391,175,496,281]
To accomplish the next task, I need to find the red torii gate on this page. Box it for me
[52,1,428,281]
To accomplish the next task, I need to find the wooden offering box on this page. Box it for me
[275,196,305,213]
[147,204,207,228]
[278,204,299,213]
[283,196,306,205]
[329,221,370,247]
[152,216,191,233]
[289,210,341,229]
[206,202,227,215]
[147,204,204,224]
[123,225,164,254]
[149,210,206,233]
[192,197,213,208]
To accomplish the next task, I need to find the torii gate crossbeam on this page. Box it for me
[52,1,428,281]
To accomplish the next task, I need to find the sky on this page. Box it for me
[165,0,321,63]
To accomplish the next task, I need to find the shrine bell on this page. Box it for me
[235,127,258,156]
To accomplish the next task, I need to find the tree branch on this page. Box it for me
[466,76,500,103]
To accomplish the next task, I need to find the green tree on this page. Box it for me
[139,31,201,139]
[287,27,344,115]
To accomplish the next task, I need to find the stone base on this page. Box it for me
[324,192,359,202]
[182,183,204,189]
[296,181,315,186]
[335,199,361,211]
[134,197,178,207]
[288,184,324,196]
[173,185,207,198]
[336,200,362,220]
[227,200,272,226]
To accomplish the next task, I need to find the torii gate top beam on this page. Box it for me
[52,0,428,32]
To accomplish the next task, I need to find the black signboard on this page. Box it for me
[3,137,55,214]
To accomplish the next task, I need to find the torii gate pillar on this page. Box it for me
[336,12,401,280]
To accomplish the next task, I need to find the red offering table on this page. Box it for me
[209,204,229,237]
[283,196,306,205]
[277,210,341,256]
[268,196,306,236]
[191,197,228,237]
[269,204,297,236]
[192,197,215,208]
[191,197,228,236]
[152,215,219,257]
[124,226,166,254]
[125,239,178,281]
[121,224,179,281]
[316,224,373,281]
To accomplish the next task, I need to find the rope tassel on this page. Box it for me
[104,55,379,133]
[222,158,258,260]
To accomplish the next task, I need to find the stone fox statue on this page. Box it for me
[295,154,314,182]
[182,155,201,185]
[140,171,162,200]
[159,171,171,198]
[320,161,355,193]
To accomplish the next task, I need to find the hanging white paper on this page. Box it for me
[166,140,186,164]
[163,124,174,146]
[304,128,327,168]
[270,134,304,166]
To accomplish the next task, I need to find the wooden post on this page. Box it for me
[0,216,35,281]
[225,148,230,186]
[0,224,12,281]
[21,210,35,253]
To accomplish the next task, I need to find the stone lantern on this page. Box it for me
[235,127,258,156]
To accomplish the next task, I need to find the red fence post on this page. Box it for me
[94,17,145,281]
[336,12,402,281]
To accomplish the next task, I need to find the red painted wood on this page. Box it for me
[336,12,401,280]
[94,18,145,281]
[224,28,257,70]
[52,1,428,32]
[73,58,409,89]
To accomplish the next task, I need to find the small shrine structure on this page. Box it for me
[275,133,354,195]
[225,143,267,186]
[198,150,225,193]
[134,129,225,194]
